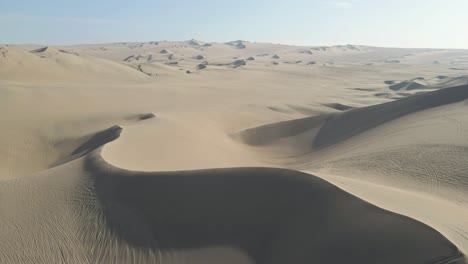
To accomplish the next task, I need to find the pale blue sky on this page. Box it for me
[1,0,467,48]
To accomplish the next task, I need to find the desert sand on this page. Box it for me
[1,40,468,263]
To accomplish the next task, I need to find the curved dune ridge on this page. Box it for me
[235,84,468,149]
[234,114,329,146]
[0,122,464,263]
[314,83,468,148]
[234,84,468,256]
[235,85,468,196]
[388,75,468,91]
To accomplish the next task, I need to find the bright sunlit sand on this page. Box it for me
[1,1,468,263]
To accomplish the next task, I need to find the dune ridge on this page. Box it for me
[314,83,468,148]
[0,46,149,82]
[235,84,468,150]
[389,75,468,91]
[0,121,464,263]
[233,83,468,256]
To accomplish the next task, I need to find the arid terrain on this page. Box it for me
[1,40,468,263]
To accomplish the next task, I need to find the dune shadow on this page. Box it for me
[314,84,468,149]
[83,150,464,263]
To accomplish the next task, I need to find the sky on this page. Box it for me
[1,0,467,49]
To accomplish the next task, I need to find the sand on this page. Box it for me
[1,40,468,263]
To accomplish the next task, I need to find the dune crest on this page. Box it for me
[0,121,464,263]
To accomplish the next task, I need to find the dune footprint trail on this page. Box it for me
[0,110,464,263]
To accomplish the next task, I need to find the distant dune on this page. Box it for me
[389,75,468,91]
[30,46,48,53]
[0,46,147,81]
[315,84,468,148]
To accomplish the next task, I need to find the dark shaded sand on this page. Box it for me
[235,114,329,146]
[30,46,48,53]
[389,80,427,91]
[232,59,247,67]
[314,84,468,148]
[84,144,464,263]
[323,103,354,111]
[237,84,468,150]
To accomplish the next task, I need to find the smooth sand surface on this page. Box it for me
[1,40,468,263]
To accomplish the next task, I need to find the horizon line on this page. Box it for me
[1,39,466,51]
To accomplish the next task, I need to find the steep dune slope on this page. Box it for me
[236,84,468,151]
[388,75,468,91]
[314,84,468,148]
[234,84,468,253]
[0,125,463,263]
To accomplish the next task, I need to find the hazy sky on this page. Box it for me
[1,0,467,48]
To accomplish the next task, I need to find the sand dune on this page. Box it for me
[235,114,329,146]
[234,84,468,255]
[30,46,48,53]
[0,123,463,263]
[236,84,468,149]
[299,49,313,55]
[314,84,468,148]
[389,75,468,91]
[188,39,200,46]
[322,102,354,111]
[226,40,247,49]
[0,46,147,82]
[232,59,247,67]
[2,40,468,263]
